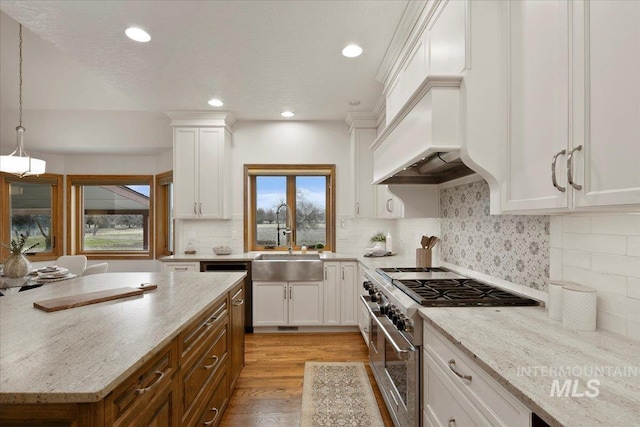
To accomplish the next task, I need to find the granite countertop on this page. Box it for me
[419,306,640,427]
[0,271,246,404]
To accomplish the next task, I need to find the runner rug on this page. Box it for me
[300,361,385,427]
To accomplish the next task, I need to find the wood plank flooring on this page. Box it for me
[220,332,394,427]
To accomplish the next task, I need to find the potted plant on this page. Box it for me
[315,243,325,253]
[2,234,39,278]
[369,231,387,249]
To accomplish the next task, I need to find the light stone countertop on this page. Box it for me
[419,306,640,427]
[0,271,246,404]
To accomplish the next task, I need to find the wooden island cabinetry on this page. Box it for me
[0,273,245,427]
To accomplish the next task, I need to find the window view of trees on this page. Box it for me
[254,175,327,248]
[9,182,53,254]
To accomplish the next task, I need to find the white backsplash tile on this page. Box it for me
[562,215,592,233]
[627,236,640,257]
[562,249,592,269]
[591,214,640,236]
[629,278,640,300]
[562,232,627,255]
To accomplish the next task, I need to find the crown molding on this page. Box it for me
[344,112,377,133]
[165,111,236,129]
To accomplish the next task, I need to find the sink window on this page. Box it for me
[245,165,335,252]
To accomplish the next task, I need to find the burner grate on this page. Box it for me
[392,277,539,307]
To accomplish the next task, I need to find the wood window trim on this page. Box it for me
[1,173,64,262]
[243,164,336,252]
[155,171,173,258]
[67,175,154,260]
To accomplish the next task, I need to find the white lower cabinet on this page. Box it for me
[161,261,200,273]
[253,281,323,326]
[323,261,358,326]
[423,323,531,427]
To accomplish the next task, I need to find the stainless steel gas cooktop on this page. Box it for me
[376,267,540,307]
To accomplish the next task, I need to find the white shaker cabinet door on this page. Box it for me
[339,262,358,326]
[289,282,323,326]
[253,281,288,326]
[572,0,640,208]
[173,128,199,219]
[502,0,571,212]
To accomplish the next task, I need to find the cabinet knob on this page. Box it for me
[551,149,567,192]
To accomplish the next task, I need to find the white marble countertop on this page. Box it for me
[419,306,640,427]
[0,271,246,404]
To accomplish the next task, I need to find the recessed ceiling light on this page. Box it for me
[125,27,151,43]
[349,100,361,106]
[208,98,224,107]
[342,44,363,58]
[281,111,295,118]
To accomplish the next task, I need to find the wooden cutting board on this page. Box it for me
[33,285,157,313]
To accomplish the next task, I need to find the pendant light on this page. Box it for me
[0,24,46,177]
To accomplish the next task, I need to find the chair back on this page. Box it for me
[55,255,88,276]
[82,262,109,276]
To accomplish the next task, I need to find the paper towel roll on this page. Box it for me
[547,280,579,321]
[562,284,597,331]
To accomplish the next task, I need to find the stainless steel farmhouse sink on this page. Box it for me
[252,253,323,281]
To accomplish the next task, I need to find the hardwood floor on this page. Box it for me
[220,332,394,427]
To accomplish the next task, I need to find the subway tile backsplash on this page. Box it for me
[550,214,640,341]
[440,180,550,291]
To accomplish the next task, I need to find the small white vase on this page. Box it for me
[3,253,31,278]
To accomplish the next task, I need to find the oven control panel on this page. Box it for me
[362,280,414,332]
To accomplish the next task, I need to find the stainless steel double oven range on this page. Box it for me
[360,267,540,427]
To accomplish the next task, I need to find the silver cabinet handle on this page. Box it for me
[203,355,219,370]
[341,267,345,280]
[289,285,293,299]
[551,149,566,192]
[356,202,360,215]
[386,198,393,212]
[567,144,583,190]
[448,417,456,427]
[193,202,198,214]
[203,408,219,426]
[198,202,203,214]
[448,359,472,381]
[135,371,165,395]
[233,298,244,306]
[284,285,287,299]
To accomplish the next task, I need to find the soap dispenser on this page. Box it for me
[386,230,393,253]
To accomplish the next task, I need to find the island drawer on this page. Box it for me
[105,341,177,427]
[179,296,229,363]
[423,324,530,426]
[180,320,229,422]
[190,365,229,427]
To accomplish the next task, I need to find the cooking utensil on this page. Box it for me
[420,235,429,249]
[427,236,439,249]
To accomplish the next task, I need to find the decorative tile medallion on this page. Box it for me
[440,180,550,291]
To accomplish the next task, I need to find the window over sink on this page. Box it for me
[244,165,335,252]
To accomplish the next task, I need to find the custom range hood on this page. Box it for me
[370,76,478,185]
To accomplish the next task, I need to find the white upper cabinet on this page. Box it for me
[169,112,234,219]
[428,0,467,75]
[347,114,377,219]
[502,0,640,213]
[502,0,570,212]
[572,0,640,208]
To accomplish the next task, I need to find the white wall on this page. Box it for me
[550,214,640,341]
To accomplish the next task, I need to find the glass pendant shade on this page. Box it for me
[0,24,46,177]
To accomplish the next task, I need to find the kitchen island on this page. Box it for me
[0,271,246,426]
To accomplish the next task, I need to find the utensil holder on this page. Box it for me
[416,249,432,268]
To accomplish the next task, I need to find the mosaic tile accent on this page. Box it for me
[440,180,550,291]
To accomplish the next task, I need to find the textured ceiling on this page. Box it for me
[0,1,409,121]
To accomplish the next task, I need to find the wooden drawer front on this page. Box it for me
[423,324,530,426]
[107,342,176,426]
[181,323,228,420]
[423,350,485,427]
[180,298,228,363]
[192,367,229,427]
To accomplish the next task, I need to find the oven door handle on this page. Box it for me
[362,296,415,360]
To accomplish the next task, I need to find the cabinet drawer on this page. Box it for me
[190,366,229,427]
[163,262,200,272]
[423,349,486,426]
[181,323,228,421]
[423,324,530,426]
[106,342,176,426]
[179,297,228,363]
